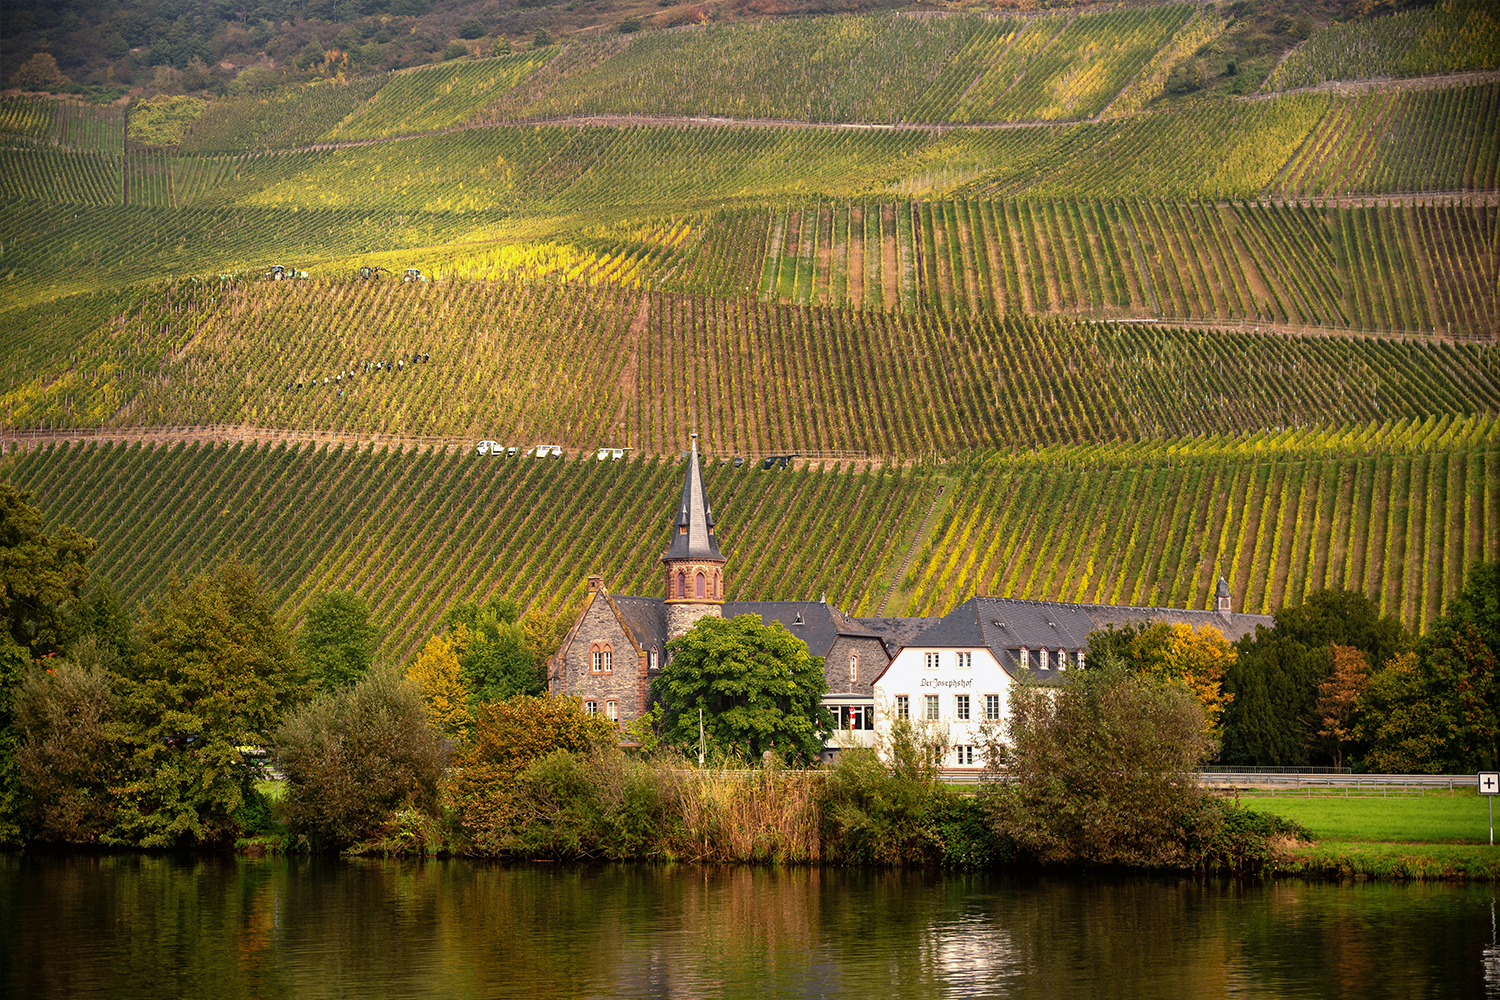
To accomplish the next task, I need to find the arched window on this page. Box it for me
[676,571,686,599]
[849,654,859,683]
[590,643,613,673]
[695,572,706,600]
[650,646,659,670]
[714,571,721,599]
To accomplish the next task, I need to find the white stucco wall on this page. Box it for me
[872,646,1014,768]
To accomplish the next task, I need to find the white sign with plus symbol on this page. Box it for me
[1481,773,1500,795]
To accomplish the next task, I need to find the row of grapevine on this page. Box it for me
[8,276,1497,454]
[1265,0,1500,91]
[729,199,1496,336]
[904,415,1499,632]
[3,419,1490,658]
[1270,81,1500,197]
[0,439,936,659]
[0,96,126,153]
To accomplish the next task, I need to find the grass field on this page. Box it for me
[1244,790,1491,843]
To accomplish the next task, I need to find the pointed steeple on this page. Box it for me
[663,434,723,562]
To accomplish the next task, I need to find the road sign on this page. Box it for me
[1482,774,1500,846]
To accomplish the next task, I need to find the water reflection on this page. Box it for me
[0,854,1492,999]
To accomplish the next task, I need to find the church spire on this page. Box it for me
[664,433,723,562]
[662,434,726,638]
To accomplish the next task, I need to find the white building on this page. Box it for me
[871,592,1270,772]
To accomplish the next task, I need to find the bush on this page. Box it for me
[985,663,1216,868]
[274,665,444,851]
[14,642,122,844]
[443,40,469,61]
[447,694,619,853]
[459,19,486,40]
[1196,805,1315,875]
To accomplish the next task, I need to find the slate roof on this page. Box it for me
[724,600,883,659]
[899,596,1273,686]
[855,616,945,657]
[662,435,724,562]
[611,595,669,654]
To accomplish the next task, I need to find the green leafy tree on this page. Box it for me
[442,595,548,701]
[655,614,831,765]
[298,590,376,689]
[274,665,444,850]
[0,484,95,846]
[1220,589,1407,766]
[984,661,1217,868]
[1358,652,1462,773]
[112,559,305,847]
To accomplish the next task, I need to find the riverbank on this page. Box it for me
[1243,789,1500,880]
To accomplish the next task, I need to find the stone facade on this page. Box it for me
[822,634,892,698]
[667,600,720,640]
[550,582,651,722]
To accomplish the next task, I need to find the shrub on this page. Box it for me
[14,641,123,844]
[985,663,1216,868]
[274,665,444,851]
[447,694,619,853]
[459,19,486,40]
[443,40,469,61]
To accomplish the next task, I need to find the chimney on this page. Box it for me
[588,574,604,593]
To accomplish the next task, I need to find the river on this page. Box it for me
[1,854,1493,998]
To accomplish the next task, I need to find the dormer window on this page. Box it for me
[849,654,859,683]
[650,646,659,670]
[793,613,804,625]
[679,525,687,534]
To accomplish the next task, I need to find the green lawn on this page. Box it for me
[1242,790,1493,844]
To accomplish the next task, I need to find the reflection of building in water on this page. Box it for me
[550,437,1269,765]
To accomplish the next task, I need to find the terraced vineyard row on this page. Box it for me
[904,415,1500,632]
[4,86,1495,222]
[6,279,1498,456]
[1265,0,1500,91]
[0,96,125,153]
[0,440,936,658]
[728,199,1498,335]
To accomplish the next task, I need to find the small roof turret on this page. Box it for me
[662,434,724,563]
[1216,577,1231,599]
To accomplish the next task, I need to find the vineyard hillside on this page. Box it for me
[2,3,1498,639]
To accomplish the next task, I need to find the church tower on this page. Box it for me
[663,434,726,639]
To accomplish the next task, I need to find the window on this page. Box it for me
[984,694,1000,721]
[584,700,598,716]
[896,695,910,720]
[1037,648,1049,671]
[676,572,686,599]
[605,701,619,722]
[956,651,972,670]
[955,694,970,721]
[1020,647,1029,669]
[839,706,874,731]
[1077,649,1086,670]
[695,572,706,600]
[924,694,940,721]
[849,654,859,683]
[954,745,974,766]
[591,646,613,672]
[924,652,940,671]
[650,646,659,670]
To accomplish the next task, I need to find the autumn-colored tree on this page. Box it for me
[407,634,470,738]
[1087,621,1234,739]
[1315,645,1369,770]
[12,53,69,90]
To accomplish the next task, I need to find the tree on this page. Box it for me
[1358,652,1462,774]
[0,484,94,846]
[298,590,376,689]
[112,559,305,847]
[12,53,70,89]
[1427,561,1499,653]
[407,633,470,737]
[440,595,550,701]
[1086,621,1234,738]
[655,614,831,764]
[985,662,1216,868]
[459,18,485,39]
[14,639,123,844]
[532,28,553,48]
[1315,645,1369,770]
[1220,589,1408,766]
[274,665,444,851]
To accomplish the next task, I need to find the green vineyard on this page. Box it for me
[2,416,1492,656]
[4,279,1498,453]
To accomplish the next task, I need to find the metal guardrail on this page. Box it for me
[940,770,1478,789]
